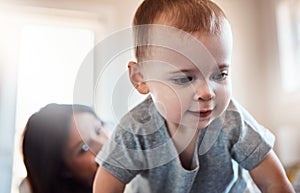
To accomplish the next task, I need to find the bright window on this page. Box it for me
[12,25,94,193]
[276,0,300,92]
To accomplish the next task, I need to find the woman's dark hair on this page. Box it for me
[22,104,99,193]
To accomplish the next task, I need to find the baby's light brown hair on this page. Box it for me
[133,0,227,62]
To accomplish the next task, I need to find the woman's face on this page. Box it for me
[63,112,109,187]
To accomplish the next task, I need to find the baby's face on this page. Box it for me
[140,20,233,130]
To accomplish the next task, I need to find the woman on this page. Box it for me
[21,104,109,193]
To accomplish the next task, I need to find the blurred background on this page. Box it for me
[0,0,299,193]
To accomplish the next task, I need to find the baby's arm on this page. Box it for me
[93,166,125,193]
[250,150,295,193]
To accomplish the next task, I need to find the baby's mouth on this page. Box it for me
[199,110,212,118]
[189,109,213,118]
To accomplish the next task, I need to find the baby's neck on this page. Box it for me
[166,122,201,170]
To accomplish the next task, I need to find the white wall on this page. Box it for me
[0,6,23,193]
[260,0,300,166]
[1,5,41,193]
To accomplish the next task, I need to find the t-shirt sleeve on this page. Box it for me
[95,123,144,184]
[228,100,275,171]
[95,96,170,184]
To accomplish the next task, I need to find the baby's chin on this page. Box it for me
[168,119,213,131]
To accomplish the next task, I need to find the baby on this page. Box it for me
[94,0,295,192]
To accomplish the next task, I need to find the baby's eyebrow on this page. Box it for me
[168,69,195,74]
[167,63,230,74]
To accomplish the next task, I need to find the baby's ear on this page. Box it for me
[128,61,149,94]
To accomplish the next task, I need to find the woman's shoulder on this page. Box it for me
[19,178,32,193]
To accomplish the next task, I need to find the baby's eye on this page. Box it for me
[212,71,228,81]
[172,76,193,85]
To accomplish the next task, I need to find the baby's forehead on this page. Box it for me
[139,20,232,65]
[140,20,230,52]
[142,47,192,66]
[141,47,218,73]
[141,33,217,64]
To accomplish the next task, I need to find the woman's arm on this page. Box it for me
[250,150,295,193]
[93,166,125,193]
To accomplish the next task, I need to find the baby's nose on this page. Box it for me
[193,80,215,101]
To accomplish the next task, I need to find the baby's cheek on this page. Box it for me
[150,82,189,121]
[154,98,183,123]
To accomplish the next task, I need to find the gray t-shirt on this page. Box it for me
[96,96,275,193]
